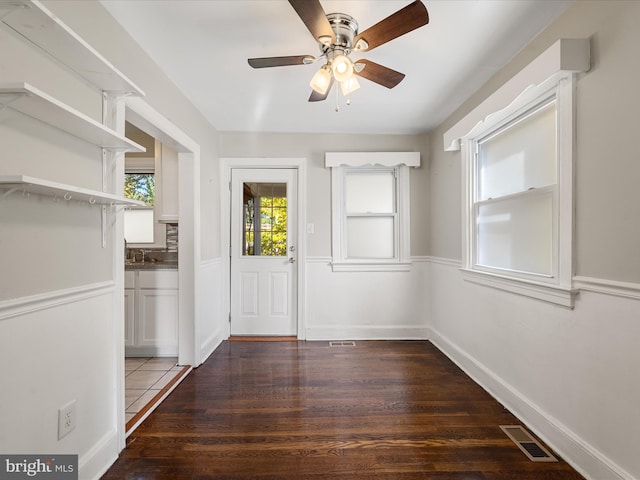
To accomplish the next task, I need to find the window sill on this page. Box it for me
[460,268,577,308]
[331,262,412,272]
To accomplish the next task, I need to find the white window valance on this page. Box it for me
[443,38,590,152]
[325,152,420,168]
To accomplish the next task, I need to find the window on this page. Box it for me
[475,99,556,277]
[124,173,155,244]
[326,152,419,272]
[242,182,288,256]
[461,74,576,306]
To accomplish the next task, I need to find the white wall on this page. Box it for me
[220,132,430,339]
[428,2,640,479]
[0,2,224,479]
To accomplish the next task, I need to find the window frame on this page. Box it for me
[327,152,418,272]
[460,73,577,307]
[124,159,166,248]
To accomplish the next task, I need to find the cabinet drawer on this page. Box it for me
[138,270,178,289]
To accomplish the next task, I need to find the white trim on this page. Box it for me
[331,262,411,272]
[79,429,118,480]
[200,257,222,268]
[443,39,590,151]
[0,280,114,321]
[220,157,308,340]
[423,256,461,267]
[124,366,192,439]
[460,268,577,308]
[573,276,640,301]
[428,327,633,480]
[325,151,420,167]
[306,256,333,264]
[306,325,430,341]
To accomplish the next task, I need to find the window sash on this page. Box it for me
[471,95,559,281]
[342,167,398,261]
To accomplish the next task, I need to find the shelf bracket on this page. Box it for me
[0,187,17,200]
[102,148,108,192]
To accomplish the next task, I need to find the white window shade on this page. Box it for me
[124,207,154,243]
[346,171,395,213]
[478,101,557,201]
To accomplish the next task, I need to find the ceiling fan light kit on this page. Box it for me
[248,0,429,105]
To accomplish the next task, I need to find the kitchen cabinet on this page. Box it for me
[125,270,178,356]
[155,143,179,223]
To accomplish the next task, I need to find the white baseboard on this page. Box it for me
[306,325,430,341]
[200,328,225,364]
[428,327,634,480]
[80,429,118,480]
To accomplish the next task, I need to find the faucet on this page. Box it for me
[140,249,146,263]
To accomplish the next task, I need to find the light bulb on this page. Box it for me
[332,54,353,82]
[309,66,331,95]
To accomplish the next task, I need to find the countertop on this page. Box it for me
[125,261,178,270]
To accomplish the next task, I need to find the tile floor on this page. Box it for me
[125,357,183,425]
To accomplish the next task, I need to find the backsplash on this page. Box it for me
[126,223,178,264]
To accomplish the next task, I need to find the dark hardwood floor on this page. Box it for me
[102,340,584,479]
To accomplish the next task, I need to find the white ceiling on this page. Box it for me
[101,0,572,135]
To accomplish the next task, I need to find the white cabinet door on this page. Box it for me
[155,143,179,222]
[124,289,135,347]
[138,288,178,355]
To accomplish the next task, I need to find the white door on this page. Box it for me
[230,168,297,336]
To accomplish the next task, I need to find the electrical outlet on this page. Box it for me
[58,400,76,440]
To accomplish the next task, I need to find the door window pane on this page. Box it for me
[346,217,394,259]
[242,182,287,256]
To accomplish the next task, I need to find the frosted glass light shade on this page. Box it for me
[340,76,360,96]
[310,67,331,94]
[332,54,353,82]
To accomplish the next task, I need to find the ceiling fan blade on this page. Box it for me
[248,55,314,68]
[308,78,334,102]
[288,0,336,44]
[354,59,405,89]
[354,0,429,52]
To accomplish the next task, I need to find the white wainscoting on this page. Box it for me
[427,257,640,480]
[304,256,430,340]
[198,257,225,364]
[0,282,121,480]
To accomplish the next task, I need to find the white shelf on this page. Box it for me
[0,82,145,151]
[0,0,144,96]
[0,175,145,206]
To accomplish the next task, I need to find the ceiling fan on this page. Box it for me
[248,0,429,102]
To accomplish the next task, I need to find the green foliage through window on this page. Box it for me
[124,173,155,206]
[243,183,287,256]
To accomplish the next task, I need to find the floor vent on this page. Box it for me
[329,341,356,347]
[500,425,558,462]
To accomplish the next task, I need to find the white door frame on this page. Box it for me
[221,158,307,339]
[113,96,201,452]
